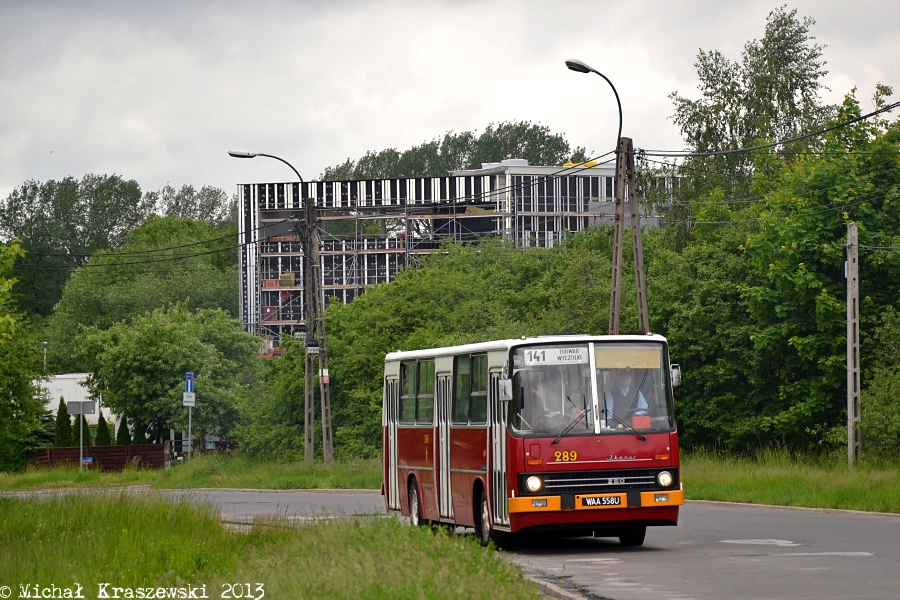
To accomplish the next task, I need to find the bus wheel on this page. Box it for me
[619,525,646,547]
[476,490,492,546]
[408,481,424,527]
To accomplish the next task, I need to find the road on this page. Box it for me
[101,489,896,599]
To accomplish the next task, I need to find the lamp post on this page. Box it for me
[565,59,649,335]
[228,150,334,463]
[42,341,48,371]
[565,59,622,161]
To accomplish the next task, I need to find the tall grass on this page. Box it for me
[0,494,539,599]
[155,454,382,490]
[0,454,382,491]
[683,448,900,513]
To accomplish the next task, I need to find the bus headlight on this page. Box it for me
[525,476,543,493]
[657,471,673,487]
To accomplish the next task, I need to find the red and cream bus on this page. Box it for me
[382,334,684,546]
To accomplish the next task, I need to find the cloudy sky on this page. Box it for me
[1,0,897,200]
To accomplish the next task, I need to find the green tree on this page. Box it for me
[54,397,73,447]
[46,215,239,373]
[861,307,900,457]
[94,411,112,446]
[116,415,132,445]
[0,240,45,470]
[320,121,588,180]
[0,174,153,317]
[232,339,305,458]
[73,414,91,448]
[144,184,236,228]
[664,6,834,247]
[739,91,900,448]
[80,304,258,444]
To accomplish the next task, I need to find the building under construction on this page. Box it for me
[238,159,629,343]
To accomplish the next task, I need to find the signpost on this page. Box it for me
[183,372,195,460]
[67,400,95,474]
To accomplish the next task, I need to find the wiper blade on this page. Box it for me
[551,409,587,445]
[606,413,646,441]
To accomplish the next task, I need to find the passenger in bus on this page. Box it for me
[603,367,649,424]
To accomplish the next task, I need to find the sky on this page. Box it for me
[1,0,897,200]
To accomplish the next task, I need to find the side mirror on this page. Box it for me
[498,379,513,402]
[670,364,682,388]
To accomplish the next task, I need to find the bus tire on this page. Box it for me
[476,489,493,546]
[619,525,646,547]
[408,480,424,527]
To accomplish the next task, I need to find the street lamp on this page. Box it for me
[228,150,334,464]
[565,59,622,159]
[42,341,48,371]
[565,59,648,335]
[227,150,304,183]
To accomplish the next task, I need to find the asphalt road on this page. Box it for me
[506,501,900,600]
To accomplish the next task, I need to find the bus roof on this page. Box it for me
[384,333,668,363]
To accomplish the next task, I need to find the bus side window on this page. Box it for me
[453,355,471,423]
[416,360,435,424]
[400,361,416,423]
[469,354,487,424]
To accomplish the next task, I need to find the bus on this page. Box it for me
[382,334,684,546]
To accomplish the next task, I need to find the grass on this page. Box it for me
[0,454,383,491]
[683,448,900,513]
[154,454,382,490]
[3,450,899,514]
[0,493,540,599]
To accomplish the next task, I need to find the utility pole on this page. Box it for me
[846,222,861,466]
[301,189,334,464]
[227,150,334,463]
[609,137,650,334]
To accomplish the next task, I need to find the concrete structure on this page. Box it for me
[237,159,662,344]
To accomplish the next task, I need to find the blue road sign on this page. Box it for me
[186,372,194,393]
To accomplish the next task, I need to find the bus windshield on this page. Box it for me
[508,342,675,438]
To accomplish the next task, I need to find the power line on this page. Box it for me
[641,100,900,158]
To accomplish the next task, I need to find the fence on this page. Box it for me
[31,444,166,471]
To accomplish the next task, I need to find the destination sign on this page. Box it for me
[522,347,589,366]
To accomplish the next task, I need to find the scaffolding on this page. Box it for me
[238,161,618,342]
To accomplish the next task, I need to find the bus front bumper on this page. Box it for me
[508,488,684,513]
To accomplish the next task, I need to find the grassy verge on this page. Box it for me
[154,454,382,490]
[0,494,539,599]
[4,451,899,514]
[683,449,900,513]
[0,454,382,491]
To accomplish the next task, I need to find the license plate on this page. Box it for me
[580,495,622,507]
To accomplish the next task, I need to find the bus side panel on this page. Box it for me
[448,426,488,527]
[396,426,437,519]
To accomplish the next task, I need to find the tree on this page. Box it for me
[72,413,92,448]
[0,174,153,317]
[861,307,900,457]
[94,411,112,446]
[739,91,900,448]
[45,215,239,373]
[54,397,73,447]
[664,6,834,245]
[143,184,236,229]
[320,121,588,180]
[116,415,132,445]
[0,240,45,470]
[79,304,258,445]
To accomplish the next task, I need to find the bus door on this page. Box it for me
[488,369,510,530]
[436,373,454,520]
[385,377,400,511]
